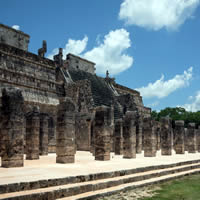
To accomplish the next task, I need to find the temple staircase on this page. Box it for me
[0,159,200,200]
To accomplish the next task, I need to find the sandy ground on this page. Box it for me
[0,150,200,185]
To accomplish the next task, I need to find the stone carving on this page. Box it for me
[123,111,136,159]
[187,123,196,153]
[38,40,47,58]
[0,87,24,167]
[56,97,76,163]
[54,48,63,67]
[94,106,111,161]
[160,117,172,155]
[174,120,185,154]
[143,118,157,157]
[25,106,40,160]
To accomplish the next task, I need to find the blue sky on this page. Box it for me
[1,0,200,112]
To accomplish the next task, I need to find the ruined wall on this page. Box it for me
[0,24,29,51]
[67,53,95,74]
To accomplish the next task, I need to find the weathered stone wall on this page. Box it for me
[67,54,95,74]
[0,24,29,51]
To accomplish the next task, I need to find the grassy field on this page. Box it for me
[141,174,200,200]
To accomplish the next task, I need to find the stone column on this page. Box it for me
[143,118,156,157]
[48,116,56,153]
[154,121,161,151]
[0,87,24,167]
[114,119,123,155]
[187,123,196,153]
[39,114,49,155]
[26,107,40,160]
[184,128,188,151]
[196,126,200,153]
[94,106,111,161]
[123,111,136,159]
[136,118,143,154]
[56,97,76,163]
[174,120,185,154]
[160,117,172,155]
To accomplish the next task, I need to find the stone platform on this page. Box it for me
[0,150,200,186]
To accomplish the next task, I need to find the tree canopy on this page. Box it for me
[151,107,200,127]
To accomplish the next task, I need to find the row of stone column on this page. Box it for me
[0,88,52,168]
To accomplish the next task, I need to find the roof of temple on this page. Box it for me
[69,69,123,120]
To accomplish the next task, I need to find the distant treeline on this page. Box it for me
[151,107,200,127]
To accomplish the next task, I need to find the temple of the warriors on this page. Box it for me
[0,24,199,168]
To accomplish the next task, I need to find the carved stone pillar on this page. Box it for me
[123,111,136,159]
[184,128,188,151]
[114,119,123,155]
[26,107,40,160]
[174,120,185,154]
[94,106,111,161]
[187,123,196,153]
[160,117,172,155]
[196,126,200,153]
[154,121,161,151]
[56,97,76,163]
[0,88,24,167]
[143,118,156,157]
[39,114,49,155]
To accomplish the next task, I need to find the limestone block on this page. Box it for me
[174,120,185,154]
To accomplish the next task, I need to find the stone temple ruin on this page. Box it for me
[0,23,200,168]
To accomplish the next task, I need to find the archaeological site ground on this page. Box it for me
[0,23,200,200]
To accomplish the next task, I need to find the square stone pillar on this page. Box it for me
[196,126,200,153]
[114,119,123,155]
[184,128,188,151]
[174,120,185,154]
[123,111,136,159]
[143,118,156,157]
[56,97,76,163]
[154,121,161,151]
[39,114,49,155]
[94,106,111,161]
[187,123,196,153]
[136,118,143,154]
[0,88,24,167]
[26,107,40,160]
[160,117,172,155]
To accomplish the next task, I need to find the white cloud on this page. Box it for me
[12,25,20,30]
[48,36,88,60]
[180,91,200,111]
[119,0,200,31]
[147,101,159,107]
[136,67,193,99]
[83,29,133,75]
[48,29,133,75]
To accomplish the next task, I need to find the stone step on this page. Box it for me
[0,162,200,200]
[60,168,200,200]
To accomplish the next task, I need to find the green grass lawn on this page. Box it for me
[141,174,200,200]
